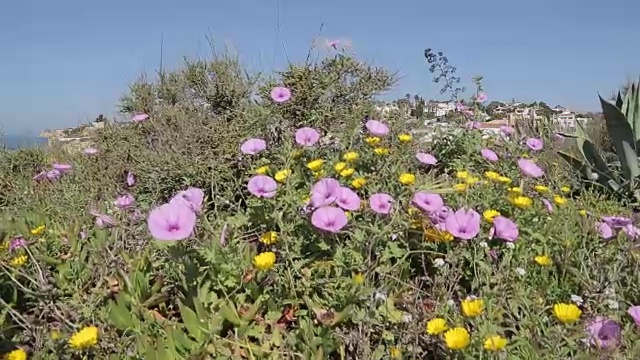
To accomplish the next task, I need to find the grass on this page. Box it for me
[0,47,639,360]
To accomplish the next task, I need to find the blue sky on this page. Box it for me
[1,0,639,134]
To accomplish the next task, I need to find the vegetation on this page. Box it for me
[1,44,640,360]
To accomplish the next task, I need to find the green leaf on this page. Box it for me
[108,295,134,331]
[622,140,640,190]
[178,302,204,342]
[599,95,637,180]
[155,337,173,360]
[219,301,243,326]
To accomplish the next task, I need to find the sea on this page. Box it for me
[1,135,48,150]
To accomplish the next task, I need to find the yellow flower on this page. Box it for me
[373,147,390,155]
[253,252,276,271]
[30,225,46,236]
[444,327,470,350]
[560,186,570,193]
[534,255,553,266]
[68,326,99,350]
[345,211,352,219]
[455,171,469,179]
[50,329,62,340]
[423,227,454,243]
[340,168,355,178]
[274,169,292,183]
[453,183,468,192]
[426,318,448,335]
[389,346,402,359]
[483,335,508,351]
[578,209,587,217]
[365,136,381,146]
[553,195,567,206]
[334,162,347,172]
[306,159,324,172]
[484,171,501,181]
[465,176,480,185]
[508,195,532,209]
[399,173,416,185]
[483,209,501,223]
[5,349,27,360]
[553,303,582,323]
[497,176,512,184]
[534,185,549,193]
[398,133,412,142]
[260,231,278,245]
[507,187,523,194]
[461,297,485,318]
[255,165,270,175]
[312,170,325,179]
[353,273,365,285]
[351,177,366,189]
[342,151,359,162]
[9,255,27,267]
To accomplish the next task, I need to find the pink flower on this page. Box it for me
[270,86,291,103]
[542,198,553,213]
[526,138,544,151]
[475,92,488,102]
[480,149,499,162]
[310,178,341,208]
[83,147,98,155]
[444,208,481,240]
[295,127,321,147]
[89,209,116,228]
[596,222,615,240]
[147,202,196,241]
[623,224,640,240]
[53,163,73,173]
[247,175,277,198]
[132,113,149,122]
[416,152,437,165]
[46,169,61,180]
[114,194,135,209]
[411,192,443,213]
[170,187,204,213]
[369,193,394,214]
[365,120,390,136]
[126,171,135,186]
[466,121,480,129]
[585,317,621,349]
[335,187,361,211]
[311,206,348,233]
[8,237,27,252]
[628,306,640,327]
[429,206,451,225]
[240,138,267,155]
[490,216,519,242]
[500,126,515,135]
[518,158,545,178]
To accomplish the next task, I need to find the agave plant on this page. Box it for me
[557,80,640,203]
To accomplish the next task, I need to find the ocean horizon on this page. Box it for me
[1,135,48,150]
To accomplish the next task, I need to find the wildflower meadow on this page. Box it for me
[1,45,640,359]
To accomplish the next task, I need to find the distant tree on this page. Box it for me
[95,114,106,123]
[423,48,465,101]
[485,101,502,116]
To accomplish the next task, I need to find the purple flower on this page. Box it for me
[500,126,515,135]
[518,158,545,178]
[429,206,451,225]
[411,192,443,213]
[132,113,150,122]
[8,237,27,252]
[585,317,621,349]
[475,92,488,102]
[270,86,291,103]
[310,178,341,208]
[596,222,615,240]
[365,120,390,136]
[369,193,394,215]
[89,209,116,228]
[247,175,277,198]
[295,127,321,147]
[416,152,437,165]
[147,202,197,241]
[628,306,640,327]
[52,163,73,173]
[114,194,135,209]
[126,171,135,187]
[480,149,499,162]
[311,206,348,233]
[489,216,519,242]
[170,187,204,213]
[83,147,98,155]
[525,138,544,151]
[444,208,481,240]
[601,216,632,229]
[542,198,554,213]
[335,187,361,211]
[465,121,480,129]
[240,138,267,155]
[46,169,61,180]
[623,224,640,240]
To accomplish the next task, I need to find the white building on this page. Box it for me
[425,101,456,117]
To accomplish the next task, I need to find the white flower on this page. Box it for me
[570,294,584,306]
[604,287,616,298]
[606,299,619,310]
[433,258,445,267]
[478,241,489,248]
[505,242,515,249]
[446,299,455,306]
[515,267,526,276]
[374,291,387,302]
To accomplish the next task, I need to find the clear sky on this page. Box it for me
[1,0,639,134]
